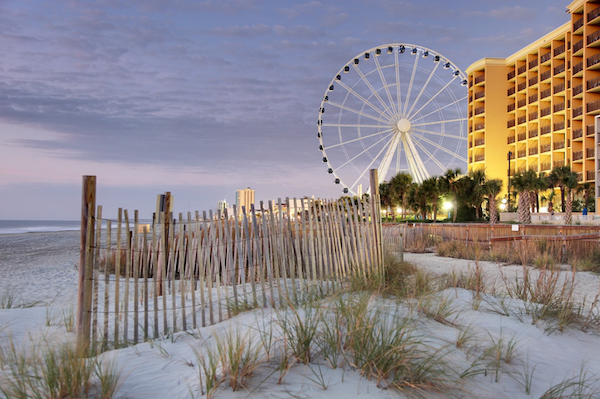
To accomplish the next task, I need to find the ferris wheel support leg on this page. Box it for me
[377,133,402,185]
[401,135,424,184]
[406,134,430,181]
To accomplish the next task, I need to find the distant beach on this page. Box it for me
[0,220,81,235]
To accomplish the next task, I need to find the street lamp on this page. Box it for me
[507,151,513,211]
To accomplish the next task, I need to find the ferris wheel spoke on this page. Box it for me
[402,54,420,117]
[322,123,388,129]
[410,94,468,123]
[336,131,395,170]
[353,64,394,118]
[411,117,467,127]
[412,127,467,140]
[395,141,403,174]
[326,101,389,124]
[412,133,467,162]
[401,134,429,183]
[411,139,448,171]
[373,55,397,115]
[406,61,441,117]
[395,50,402,115]
[408,78,455,121]
[336,80,390,120]
[325,129,394,149]
[349,135,398,190]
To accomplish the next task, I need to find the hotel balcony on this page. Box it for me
[554,140,565,150]
[573,128,584,140]
[574,17,584,33]
[507,120,516,128]
[540,106,552,117]
[528,128,538,138]
[573,61,584,77]
[573,150,584,161]
[587,171,595,181]
[586,148,595,159]
[587,100,600,115]
[507,135,516,144]
[541,143,551,153]
[587,30,600,47]
[553,121,565,131]
[540,88,551,99]
[588,6,600,23]
[518,132,527,141]
[554,159,566,167]
[554,44,565,57]
[541,52,552,64]
[553,63,565,76]
[474,154,485,162]
[587,125,595,136]
[541,162,552,171]
[574,39,584,54]
[541,125,552,135]
[553,82,565,94]
[588,76,600,91]
[588,53,600,69]
[553,102,565,112]
[518,149,527,158]
[573,84,584,98]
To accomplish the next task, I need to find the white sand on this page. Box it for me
[2,232,600,398]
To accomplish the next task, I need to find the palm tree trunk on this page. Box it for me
[566,190,573,225]
[518,193,530,224]
[489,197,498,225]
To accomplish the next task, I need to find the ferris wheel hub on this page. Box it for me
[396,118,411,133]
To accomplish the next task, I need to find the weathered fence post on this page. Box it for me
[77,175,96,351]
[369,169,383,268]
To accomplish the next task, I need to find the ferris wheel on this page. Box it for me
[317,43,468,196]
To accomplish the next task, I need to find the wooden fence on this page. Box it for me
[77,193,383,349]
[397,223,600,254]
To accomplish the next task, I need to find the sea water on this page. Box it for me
[0,220,81,235]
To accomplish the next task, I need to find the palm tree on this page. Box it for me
[577,182,594,213]
[441,168,462,222]
[468,169,487,219]
[481,178,503,225]
[550,165,572,212]
[531,172,548,213]
[390,172,413,220]
[421,177,442,222]
[512,170,537,224]
[542,190,557,215]
[407,183,427,220]
[379,182,397,221]
[561,170,579,224]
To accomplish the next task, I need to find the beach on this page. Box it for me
[2,230,600,398]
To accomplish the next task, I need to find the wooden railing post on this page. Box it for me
[77,175,96,351]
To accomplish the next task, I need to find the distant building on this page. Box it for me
[217,199,228,214]
[236,188,255,217]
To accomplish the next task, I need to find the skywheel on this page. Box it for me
[317,43,468,195]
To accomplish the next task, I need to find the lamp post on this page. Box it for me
[507,151,513,211]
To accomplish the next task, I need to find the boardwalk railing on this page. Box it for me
[78,195,383,349]
[394,223,600,254]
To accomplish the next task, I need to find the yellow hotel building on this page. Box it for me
[467,0,600,209]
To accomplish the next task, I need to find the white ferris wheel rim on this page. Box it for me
[317,43,468,196]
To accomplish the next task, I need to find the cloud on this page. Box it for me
[465,5,534,21]
[209,24,271,38]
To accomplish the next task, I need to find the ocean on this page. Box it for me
[0,220,81,235]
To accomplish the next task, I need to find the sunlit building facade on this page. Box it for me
[466,0,600,209]
[235,188,255,217]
